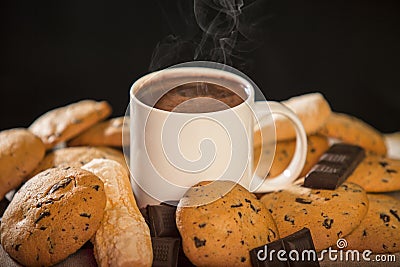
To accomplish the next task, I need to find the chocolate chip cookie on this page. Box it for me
[0,167,106,267]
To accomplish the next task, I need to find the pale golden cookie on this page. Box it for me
[176,181,279,267]
[0,167,106,267]
[254,135,329,179]
[318,112,387,155]
[30,146,128,177]
[344,194,400,253]
[254,92,331,145]
[82,159,152,267]
[347,153,400,192]
[29,100,112,149]
[260,182,369,251]
[0,128,45,200]
[68,117,127,147]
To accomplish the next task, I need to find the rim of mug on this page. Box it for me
[129,66,254,115]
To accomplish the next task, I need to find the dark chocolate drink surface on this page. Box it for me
[153,82,244,113]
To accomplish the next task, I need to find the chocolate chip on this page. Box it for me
[35,211,51,223]
[49,177,72,194]
[380,213,390,224]
[310,148,316,153]
[238,212,242,218]
[337,231,342,238]
[383,244,388,250]
[40,226,47,231]
[322,218,334,229]
[382,178,389,183]
[250,204,261,213]
[240,240,244,245]
[199,223,206,228]
[80,213,91,218]
[241,257,246,262]
[230,203,243,208]
[284,215,295,225]
[295,198,312,204]
[386,169,398,174]
[244,198,251,203]
[15,244,21,251]
[92,185,100,191]
[194,237,206,248]
[379,161,389,167]
[363,230,367,237]
[390,209,400,222]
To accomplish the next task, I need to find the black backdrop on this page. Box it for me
[1,0,400,132]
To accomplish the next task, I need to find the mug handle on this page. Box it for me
[251,101,307,192]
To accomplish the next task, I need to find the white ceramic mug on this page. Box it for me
[129,63,307,207]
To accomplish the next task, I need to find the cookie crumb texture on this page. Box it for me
[260,182,369,251]
[0,167,106,267]
[176,181,279,267]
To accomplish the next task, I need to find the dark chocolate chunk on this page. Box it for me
[250,228,320,267]
[380,213,390,224]
[295,198,312,204]
[147,205,180,237]
[284,215,295,225]
[49,177,72,194]
[35,211,51,224]
[390,209,400,222]
[304,144,365,190]
[79,213,91,218]
[322,218,334,229]
[151,237,181,267]
[194,236,206,248]
[283,228,320,267]
[230,203,243,208]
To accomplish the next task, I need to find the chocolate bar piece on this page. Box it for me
[151,237,180,267]
[147,205,180,237]
[250,228,320,267]
[304,144,365,190]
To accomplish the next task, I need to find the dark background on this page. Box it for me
[1,0,400,132]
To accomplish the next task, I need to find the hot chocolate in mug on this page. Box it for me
[129,62,307,208]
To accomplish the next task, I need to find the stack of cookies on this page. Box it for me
[253,92,400,257]
[0,100,152,266]
[1,94,399,267]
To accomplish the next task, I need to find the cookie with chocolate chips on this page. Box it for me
[0,128,45,200]
[0,167,106,267]
[344,194,400,253]
[68,117,127,147]
[176,181,279,267]
[347,153,400,192]
[260,182,369,251]
[318,112,386,155]
[29,100,111,149]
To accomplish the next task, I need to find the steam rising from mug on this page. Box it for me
[149,0,271,71]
